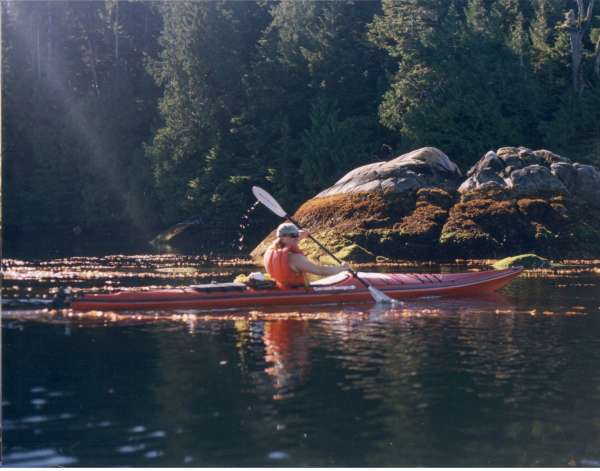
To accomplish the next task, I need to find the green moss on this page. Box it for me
[439,230,496,246]
[298,230,346,261]
[337,244,375,262]
[438,225,502,258]
[439,195,536,257]
[251,178,600,261]
[319,243,375,263]
[376,229,396,243]
[492,253,552,269]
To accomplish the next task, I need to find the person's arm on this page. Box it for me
[288,253,349,277]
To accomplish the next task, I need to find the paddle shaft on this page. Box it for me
[251,185,393,302]
[285,215,372,290]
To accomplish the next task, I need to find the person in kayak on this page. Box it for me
[263,222,349,288]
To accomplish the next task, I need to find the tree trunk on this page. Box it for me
[114,0,119,62]
[78,18,100,95]
[35,9,41,83]
[46,1,52,73]
[570,29,583,93]
[594,34,600,80]
[564,0,595,94]
[88,37,100,95]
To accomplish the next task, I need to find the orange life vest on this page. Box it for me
[263,246,306,288]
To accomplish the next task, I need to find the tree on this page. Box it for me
[145,1,271,236]
[241,0,393,209]
[561,0,596,94]
[369,0,547,168]
[2,1,162,244]
[539,1,600,163]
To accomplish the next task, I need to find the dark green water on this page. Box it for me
[2,256,600,466]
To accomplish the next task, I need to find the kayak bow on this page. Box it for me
[67,267,523,311]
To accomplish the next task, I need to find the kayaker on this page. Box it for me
[263,222,349,288]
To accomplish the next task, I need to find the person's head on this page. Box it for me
[276,222,300,248]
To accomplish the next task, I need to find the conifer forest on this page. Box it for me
[3,0,600,253]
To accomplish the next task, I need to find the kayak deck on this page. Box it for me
[69,267,523,311]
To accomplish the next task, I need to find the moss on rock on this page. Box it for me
[416,188,454,208]
[517,198,553,220]
[439,196,529,257]
[492,253,552,269]
[318,243,375,264]
[439,227,499,255]
[250,147,600,261]
[294,191,414,232]
[397,205,447,238]
[297,230,347,261]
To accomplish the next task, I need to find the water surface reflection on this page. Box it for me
[3,258,600,466]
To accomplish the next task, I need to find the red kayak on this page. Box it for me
[68,267,523,311]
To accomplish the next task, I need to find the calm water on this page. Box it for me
[2,256,600,467]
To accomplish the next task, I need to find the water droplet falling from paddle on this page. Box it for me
[233,201,261,252]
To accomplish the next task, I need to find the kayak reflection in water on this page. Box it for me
[263,223,349,288]
[264,319,311,400]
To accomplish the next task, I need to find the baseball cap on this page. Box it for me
[276,222,300,237]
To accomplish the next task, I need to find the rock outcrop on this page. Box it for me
[317,147,462,197]
[252,146,600,262]
[251,147,462,261]
[442,146,600,258]
[458,147,600,206]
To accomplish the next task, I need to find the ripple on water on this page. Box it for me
[117,443,147,454]
[2,448,78,467]
[144,450,165,459]
[21,415,48,424]
[268,451,290,461]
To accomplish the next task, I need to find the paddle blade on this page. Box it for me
[367,286,400,305]
[252,186,288,218]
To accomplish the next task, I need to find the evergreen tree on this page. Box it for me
[369,0,546,168]
[145,1,271,235]
[3,1,162,242]
[241,0,392,209]
[540,1,600,163]
[530,0,561,82]
[4,0,600,254]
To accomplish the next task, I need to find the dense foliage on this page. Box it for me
[3,0,600,252]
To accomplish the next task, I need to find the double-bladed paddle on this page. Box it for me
[252,186,397,305]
